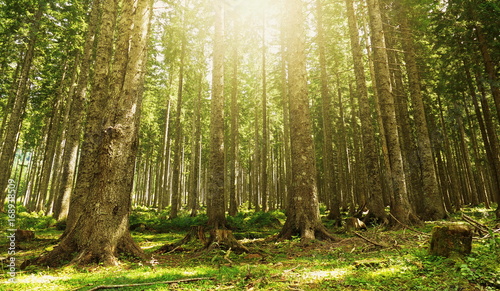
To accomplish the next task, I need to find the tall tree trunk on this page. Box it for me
[473,68,500,218]
[345,0,386,223]
[261,16,268,213]
[317,0,340,224]
[280,9,291,212]
[366,0,419,225]
[158,98,172,210]
[398,7,446,220]
[277,0,334,241]
[228,16,239,217]
[207,0,227,229]
[189,74,203,217]
[53,2,100,221]
[475,26,500,127]
[34,0,153,266]
[0,6,43,205]
[170,27,186,219]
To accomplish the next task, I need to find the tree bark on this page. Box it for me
[207,0,227,229]
[316,0,340,224]
[261,15,268,213]
[33,0,153,266]
[277,0,335,241]
[189,74,203,217]
[345,0,387,224]
[398,7,446,220]
[170,23,186,220]
[228,14,239,217]
[366,0,419,226]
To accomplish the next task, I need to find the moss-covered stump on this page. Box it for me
[429,224,472,257]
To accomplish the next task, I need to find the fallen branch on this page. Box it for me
[389,213,429,236]
[353,231,389,248]
[462,213,490,237]
[84,277,213,291]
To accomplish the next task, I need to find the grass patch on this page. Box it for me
[1,205,499,290]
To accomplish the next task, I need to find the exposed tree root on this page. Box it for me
[155,226,249,254]
[23,231,149,268]
[156,226,207,253]
[205,229,249,253]
[275,220,338,242]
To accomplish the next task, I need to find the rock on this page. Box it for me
[429,224,472,257]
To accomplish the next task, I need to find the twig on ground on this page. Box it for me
[83,277,213,291]
[353,231,389,248]
[462,213,490,237]
[165,245,182,254]
[390,213,429,236]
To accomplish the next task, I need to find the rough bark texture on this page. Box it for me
[397,7,446,221]
[277,0,335,242]
[280,13,292,212]
[316,0,340,224]
[53,1,99,221]
[170,29,186,220]
[345,0,387,224]
[366,0,419,226]
[189,76,203,217]
[32,0,153,267]
[207,0,227,229]
[228,17,239,217]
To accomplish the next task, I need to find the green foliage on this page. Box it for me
[2,206,500,290]
[227,210,285,231]
[0,203,56,230]
[129,206,209,232]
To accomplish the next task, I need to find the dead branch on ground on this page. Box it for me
[353,231,389,248]
[83,277,213,291]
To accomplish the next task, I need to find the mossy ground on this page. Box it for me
[1,205,499,290]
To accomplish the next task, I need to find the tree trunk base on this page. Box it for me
[155,226,249,254]
[275,221,337,242]
[205,229,249,253]
[23,231,148,268]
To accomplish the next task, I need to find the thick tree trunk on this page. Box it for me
[345,0,387,224]
[277,0,335,241]
[33,0,153,267]
[398,7,446,220]
[366,0,420,226]
[207,0,227,229]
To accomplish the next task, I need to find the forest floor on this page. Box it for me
[1,205,499,290]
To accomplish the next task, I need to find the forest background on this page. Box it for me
[0,0,500,289]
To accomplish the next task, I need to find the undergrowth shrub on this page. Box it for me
[1,203,56,230]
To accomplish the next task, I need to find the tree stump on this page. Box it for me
[429,224,472,257]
